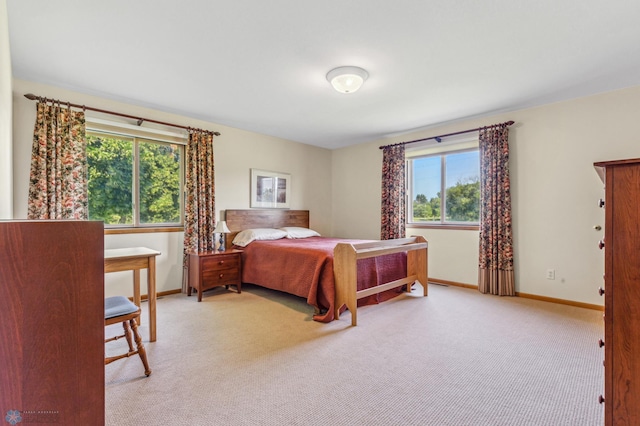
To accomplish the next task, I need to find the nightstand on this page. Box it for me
[187,250,242,302]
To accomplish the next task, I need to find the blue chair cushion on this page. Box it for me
[105,296,139,319]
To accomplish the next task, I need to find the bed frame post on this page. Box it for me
[334,243,358,326]
[408,235,428,296]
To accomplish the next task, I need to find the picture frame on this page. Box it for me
[250,169,291,209]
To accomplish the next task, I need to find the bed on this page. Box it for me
[225,209,428,325]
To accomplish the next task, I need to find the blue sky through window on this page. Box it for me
[412,151,479,200]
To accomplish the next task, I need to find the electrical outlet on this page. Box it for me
[546,269,556,280]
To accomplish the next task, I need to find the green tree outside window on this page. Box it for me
[87,133,183,226]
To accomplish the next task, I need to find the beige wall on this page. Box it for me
[12,76,640,306]
[12,79,332,296]
[0,0,12,219]
[332,85,640,306]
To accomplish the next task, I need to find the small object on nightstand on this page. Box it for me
[214,220,231,252]
[187,249,242,302]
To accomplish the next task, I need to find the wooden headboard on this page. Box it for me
[224,209,310,248]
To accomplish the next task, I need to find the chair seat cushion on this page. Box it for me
[105,296,139,319]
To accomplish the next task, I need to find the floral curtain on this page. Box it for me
[27,101,87,220]
[183,130,216,291]
[381,144,406,240]
[478,124,515,296]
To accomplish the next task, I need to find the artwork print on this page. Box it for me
[250,169,291,208]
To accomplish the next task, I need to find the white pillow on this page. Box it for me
[232,228,288,247]
[280,227,321,239]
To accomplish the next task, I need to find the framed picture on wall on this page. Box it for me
[250,169,291,208]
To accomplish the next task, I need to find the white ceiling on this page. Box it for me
[7,0,640,149]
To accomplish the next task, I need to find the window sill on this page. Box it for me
[407,223,479,231]
[104,226,184,235]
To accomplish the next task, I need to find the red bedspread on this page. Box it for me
[239,237,407,322]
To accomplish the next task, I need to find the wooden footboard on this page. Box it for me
[333,236,428,326]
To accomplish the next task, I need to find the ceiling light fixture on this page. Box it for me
[326,66,369,94]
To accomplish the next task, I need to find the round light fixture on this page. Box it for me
[326,66,369,94]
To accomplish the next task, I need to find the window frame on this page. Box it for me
[86,129,186,230]
[406,144,480,230]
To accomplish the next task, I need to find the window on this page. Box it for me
[86,131,184,227]
[407,147,480,226]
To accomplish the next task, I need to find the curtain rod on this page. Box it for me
[379,120,514,149]
[23,93,221,136]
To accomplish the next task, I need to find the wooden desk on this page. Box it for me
[105,247,161,342]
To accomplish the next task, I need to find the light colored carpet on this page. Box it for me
[105,283,604,426]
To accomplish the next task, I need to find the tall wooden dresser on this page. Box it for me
[594,159,640,425]
[0,220,105,425]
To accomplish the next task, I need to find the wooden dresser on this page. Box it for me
[0,220,105,425]
[594,158,640,425]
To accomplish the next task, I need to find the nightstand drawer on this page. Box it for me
[201,255,240,272]
[202,268,240,285]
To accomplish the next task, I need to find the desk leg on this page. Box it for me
[148,256,157,342]
[133,270,141,325]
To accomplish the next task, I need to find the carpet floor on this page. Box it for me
[105,283,604,425]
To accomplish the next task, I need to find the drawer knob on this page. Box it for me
[598,287,605,296]
[598,395,605,404]
[218,260,225,265]
[598,240,605,250]
[598,339,605,348]
[219,273,224,278]
[598,199,605,208]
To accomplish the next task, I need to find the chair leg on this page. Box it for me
[122,321,135,352]
[129,318,152,377]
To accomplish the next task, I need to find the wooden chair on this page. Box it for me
[105,296,151,377]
